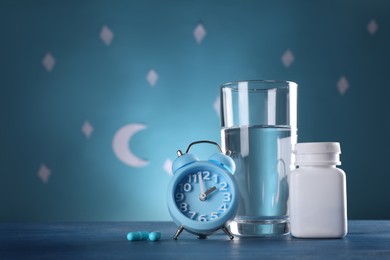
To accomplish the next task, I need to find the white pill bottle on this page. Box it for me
[289,142,348,238]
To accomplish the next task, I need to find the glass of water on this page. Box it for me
[220,80,297,236]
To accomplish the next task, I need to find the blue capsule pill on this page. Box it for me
[127,231,149,241]
[148,232,161,241]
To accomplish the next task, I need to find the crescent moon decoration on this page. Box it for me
[213,96,220,117]
[112,123,149,168]
[163,159,173,176]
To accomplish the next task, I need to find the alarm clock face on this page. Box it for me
[173,167,235,223]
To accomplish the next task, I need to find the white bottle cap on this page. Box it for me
[293,142,341,166]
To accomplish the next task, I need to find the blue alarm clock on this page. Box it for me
[167,140,239,240]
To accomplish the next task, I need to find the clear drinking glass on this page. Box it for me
[220,80,297,236]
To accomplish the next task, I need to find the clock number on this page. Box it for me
[183,183,192,192]
[219,203,227,212]
[179,203,188,212]
[198,215,207,222]
[188,211,196,219]
[223,192,231,202]
[203,171,211,180]
[189,174,197,183]
[213,175,218,183]
[175,193,184,202]
[220,182,228,191]
[210,212,219,220]
[179,183,192,192]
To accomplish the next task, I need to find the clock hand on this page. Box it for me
[204,186,217,196]
[199,186,216,201]
[198,172,207,201]
[198,172,205,194]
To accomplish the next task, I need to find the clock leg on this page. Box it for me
[222,225,234,240]
[197,234,207,239]
[173,225,184,240]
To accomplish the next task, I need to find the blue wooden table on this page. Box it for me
[1,221,389,259]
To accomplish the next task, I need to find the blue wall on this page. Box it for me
[1,0,389,221]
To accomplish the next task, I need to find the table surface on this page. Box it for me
[1,221,390,259]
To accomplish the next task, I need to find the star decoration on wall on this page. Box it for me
[337,76,349,96]
[100,25,114,46]
[146,69,159,86]
[367,19,378,35]
[193,23,207,44]
[81,121,94,139]
[42,53,56,72]
[37,164,51,184]
[281,49,294,68]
